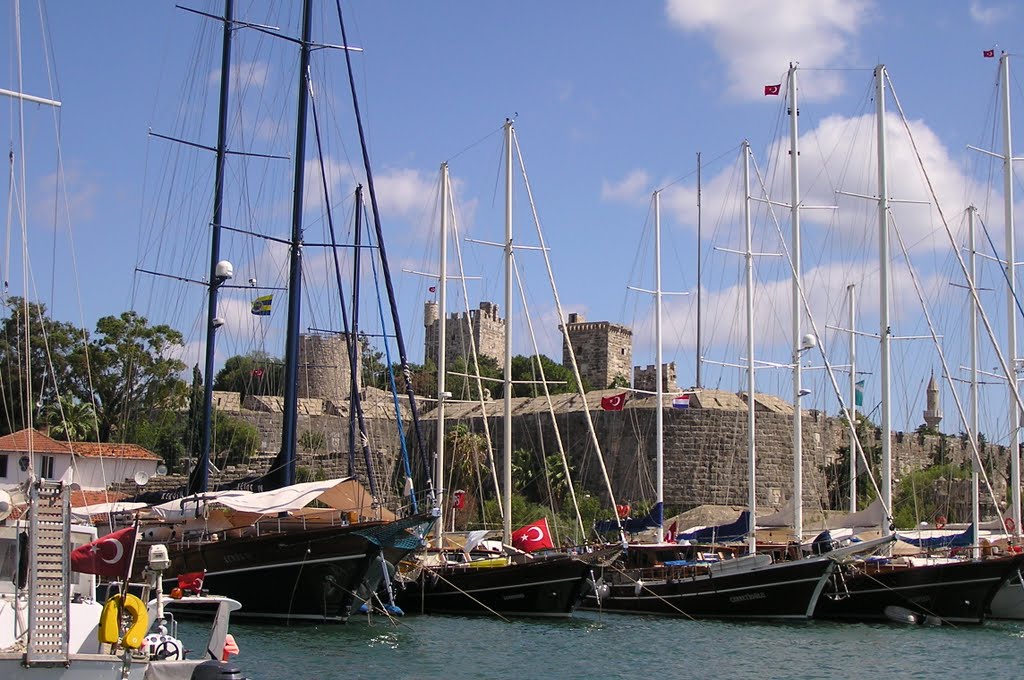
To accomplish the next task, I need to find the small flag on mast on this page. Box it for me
[854,380,865,407]
[984,49,996,58]
[764,83,781,96]
[251,294,273,316]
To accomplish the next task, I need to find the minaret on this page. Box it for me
[923,372,942,429]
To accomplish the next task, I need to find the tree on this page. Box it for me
[214,351,284,400]
[447,355,500,401]
[211,413,260,468]
[42,395,97,442]
[0,298,82,435]
[74,311,187,441]
[360,333,389,390]
[502,354,584,399]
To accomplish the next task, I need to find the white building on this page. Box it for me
[0,429,161,491]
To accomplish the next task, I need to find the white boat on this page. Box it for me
[0,480,245,679]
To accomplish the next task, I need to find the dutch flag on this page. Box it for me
[672,393,690,409]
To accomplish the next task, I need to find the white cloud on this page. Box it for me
[209,60,271,92]
[664,0,872,100]
[969,1,1010,25]
[601,169,651,203]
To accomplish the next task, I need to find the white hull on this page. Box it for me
[988,571,1024,619]
[0,655,211,680]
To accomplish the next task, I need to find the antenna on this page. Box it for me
[134,471,150,486]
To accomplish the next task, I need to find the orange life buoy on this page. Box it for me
[616,504,630,519]
[935,516,946,530]
[1005,516,1016,534]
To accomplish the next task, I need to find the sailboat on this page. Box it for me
[394,123,594,617]
[580,149,837,620]
[812,64,1024,625]
[126,0,432,623]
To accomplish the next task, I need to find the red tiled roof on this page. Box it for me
[70,489,128,508]
[0,429,72,454]
[67,442,161,461]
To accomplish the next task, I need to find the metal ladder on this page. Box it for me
[25,480,71,666]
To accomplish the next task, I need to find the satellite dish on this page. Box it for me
[156,464,168,476]
[0,489,12,522]
[134,471,150,487]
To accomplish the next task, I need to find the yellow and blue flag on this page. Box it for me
[251,294,272,316]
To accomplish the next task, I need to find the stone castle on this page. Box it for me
[134,303,1000,520]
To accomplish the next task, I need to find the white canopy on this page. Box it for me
[71,501,148,520]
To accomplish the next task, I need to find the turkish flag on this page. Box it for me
[984,49,995,58]
[511,518,554,553]
[764,84,781,96]
[70,526,136,578]
[178,571,206,593]
[600,392,627,411]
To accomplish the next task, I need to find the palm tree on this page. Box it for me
[43,395,97,442]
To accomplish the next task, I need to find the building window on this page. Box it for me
[40,455,54,479]
[0,454,6,478]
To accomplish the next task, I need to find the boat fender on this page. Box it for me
[935,516,946,530]
[98,594,149,649]
[634,580,644,597]
[1006,517,1016,534]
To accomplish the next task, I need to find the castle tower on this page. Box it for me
[297,333,361,401]
[923,372,942,429]
[424,300,505,370]
[633,362,678,394]
[561,312,633,389]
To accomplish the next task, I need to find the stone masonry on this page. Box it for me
[424,300,505,369]
[634,362,678,393]
[297,333,362,401]
[560,312,633,389]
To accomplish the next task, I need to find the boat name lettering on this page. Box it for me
[728,592,767,603]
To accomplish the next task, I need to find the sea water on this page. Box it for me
[183,612,1024,680]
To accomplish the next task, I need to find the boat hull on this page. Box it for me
[397,557,592,617]
[989,568,1024,619]
[580,556,835,619]
[164,516,429,623]
[815,555,1024,624]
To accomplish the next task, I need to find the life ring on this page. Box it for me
[616,504,631,519]
[1005,517,1017,534]
[98,593,149,649]
[935,516,946,530]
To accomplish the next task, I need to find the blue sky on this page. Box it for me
[4,1,1024,444]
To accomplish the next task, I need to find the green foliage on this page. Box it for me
[498,354,582,399]
[42,395,97,442]
[608,374,630,390]
[360,333,389,390]
[76,311,187,441]
[296,465,328,483]
[299,429,327,452]
[211,413,260,468]
[447,355,500,401]
[213,351,284,400]
[131,409,189,473]
[0,298,82,435]
[891,463,969,529]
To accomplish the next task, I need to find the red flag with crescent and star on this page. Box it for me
[600,392,627,411]
[70,526,137,578]
[511,518,554,552]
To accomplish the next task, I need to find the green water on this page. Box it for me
[180,613,1024,680]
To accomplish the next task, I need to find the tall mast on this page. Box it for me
[968,206,981,558]
[502,119,514,542]
[847,284,857,513]
[1000,52,1021,537]
[348,185,363,477]
[743,141,757,554]
[189,0,234,496]
[788,63,804,543]
[269,0,314,490]
[434,163,450,548]
[875,64,893,533]
[654,190,664,539]
[696,152,703,389]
